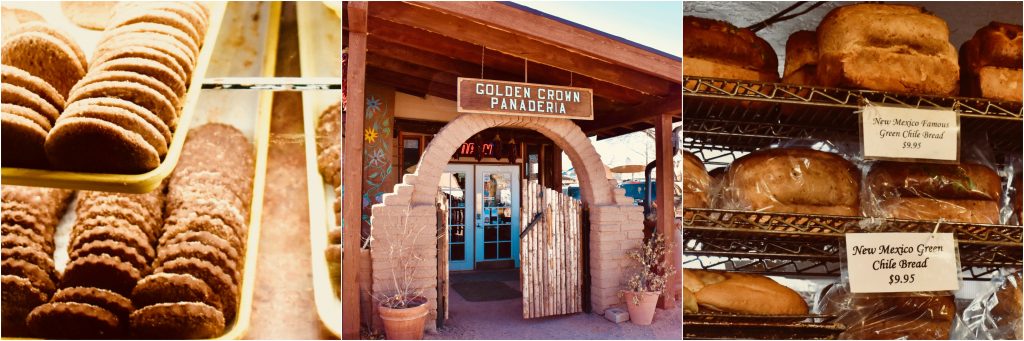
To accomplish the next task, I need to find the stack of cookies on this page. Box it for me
[45,2,210,174]
[316,102,342,297]
[130,123,253,339]
[24,187,164,339]
[0,186,73,335]
[1,21,86,168]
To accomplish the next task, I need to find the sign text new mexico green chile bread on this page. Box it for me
[457,78,594,120]
[845,233,960,293]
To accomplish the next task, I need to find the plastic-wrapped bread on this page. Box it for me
[719,148,860,216]
[865,162,1001,224]
[683,269,808,315]
[960,22,1023,102]
[682,151,710,210]
[817,283,955,340]
[816,4,959,95]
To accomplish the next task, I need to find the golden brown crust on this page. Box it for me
[867,162,1002,201]
[62,101,169,157]
[783,30,818,78]
[2,83,61,124]
[1,31,85,98]
[723,148,860,214]
[92,57,186,98]
[1,65,65,113]
[686,269,808,315]
[66,80,177,130]
[683,151,710,209]
[970,22,1023,70]
[683,16,778,74]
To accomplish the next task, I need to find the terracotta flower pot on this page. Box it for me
[379,297,429,340]
[623,290,661,326]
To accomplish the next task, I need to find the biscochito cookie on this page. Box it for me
[1,7,44,39]
[65,80,177,129]
[1,65,65,114]
[108,8,201,49]
[51,287,133,323]
[132,273,222,311]
[155,257,237,321]
[72,70,181,112]
[70,224,155,262]
[45,117,161,173]
[165,200,246,238]
[1,247,59,283]
[1,275,49,320]
[163,231,241,265]
[158,216,242,254]
[76,192,163,231]
[156,242,239,282]
[70,240,151,276]
[91,46,188,84]
[2,259,56,295]
[3,103,52,131]
[62,102,169,157]
[2,83,61,125]
[95,27,198,67]
[60,254,142,297]
[316,102,342,152]
[1,235,46,256]
[0,31,85,97]
[167,170,249,212]
[68,97,171,143]
[61,1,119,30]
[130,302,225,339]
[1,112,49,168]
[9,22,89,70]
[26,302,120,339]
[91,57,186,98]
[1,224,53,255]
[317,143,341,187]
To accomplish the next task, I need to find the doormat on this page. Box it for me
[451,280,521,302]
[451,270,519,283]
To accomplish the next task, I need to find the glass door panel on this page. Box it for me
[474,165,520,267]
[442,164,474,271]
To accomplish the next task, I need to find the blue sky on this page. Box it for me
[513,1,682,58]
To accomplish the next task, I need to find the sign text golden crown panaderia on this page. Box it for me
[457,78,594,120]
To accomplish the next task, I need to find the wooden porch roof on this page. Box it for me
[343,1,681,139]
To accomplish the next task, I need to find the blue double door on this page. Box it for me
[441,164,521,271]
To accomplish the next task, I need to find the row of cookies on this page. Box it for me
[1,21,87,168]
[316,102,342,296]
[0,186,72,335]
[47,2,212,174]
[130,123,255,339]
[24,187,165,338]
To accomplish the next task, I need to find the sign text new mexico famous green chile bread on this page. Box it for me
[860,104,960,162]
[845,233,960,293]
[457,78,594,120]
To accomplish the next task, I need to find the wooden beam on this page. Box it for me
[654,112,677,309]
[368,2,675,96]
[366,66,458,101]
[365,53,458,87]
[414,2,681,83]
[365,24,655,105]
[579,85,681,135]
[342,2,367,339]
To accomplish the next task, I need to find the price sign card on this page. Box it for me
[846,233,960,293]
[861,104,960,162]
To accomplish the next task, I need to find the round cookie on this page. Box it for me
[91,57,186,98]
[67,97,171,143]
[159,215,242,253]
[1,224,53,255]
[166,198,246,237]
[62,101,169,157]
[1,235,48,255]
[70,240,151,275]
[2,103,52,131]
[132,273,222,311]
[1,275,48,322]
[0,31,84,97]
[76,202,160,242]
[95,26,198,66]
[66,80,177,129]
[91,45,188,84]
[155,257,238,321]
[168,169,250,211]
[163,231,241,264]
[316,102,342,153]
[71,69,181,112]
[70,224,155,261]
[60,254,141,296]
[318,143,341,187]
[130,302,225,339]
[45,117,161,174]
[1,112,49,168]
[51,287,133,323]
[108,8,201,49]
[1,7,44,39]
[1,258,56,295]
[1,65,65,113]
[1,246,58,283]
[26,302,119,339]
[1,83,60,124]
[156,241,239,282]
[77,192,163,231]
[7,22,88,72]
[0,203,49,235]
[118,2,209,39]
[61,1,119,30]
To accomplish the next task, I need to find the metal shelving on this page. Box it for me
[683,313,845,340]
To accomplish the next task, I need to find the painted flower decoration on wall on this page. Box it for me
[364,128,378,144]
[366,96,382,116]
[368,148,387,168]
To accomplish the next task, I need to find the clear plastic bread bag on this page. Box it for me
[714,138,863,217]
[820,238,964,340]
[952,270,1023,340]
[862,133,1002,225]
[1000,155,1022,225]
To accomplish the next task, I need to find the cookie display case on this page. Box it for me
[681,3,1024,340]
[296,1,343,337]
[0,2,228,194]
[1,1,279,339]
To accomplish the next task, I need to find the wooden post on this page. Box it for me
[654,112,677,309]
[342,2,368,339]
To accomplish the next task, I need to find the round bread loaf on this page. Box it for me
[682,151,710,209]
[818,283,955,340]
[683,16,777,74]
[684,269,808,315]
[722,148,859,215]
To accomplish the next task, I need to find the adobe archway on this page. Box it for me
[370,113,645,331]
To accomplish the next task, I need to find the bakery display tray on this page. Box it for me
[681,75,1023,163]
[683,313,844,340]
[682,208,1023,280]
[0,2,228,194]
[297,1,342,337]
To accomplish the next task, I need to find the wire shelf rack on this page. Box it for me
[682,76,1024,161]
[683,313,845,340]
[682,208,1023,280]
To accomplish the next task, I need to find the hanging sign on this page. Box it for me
[860,103,960,163]
[845,232,960,293]
[457,78,594,120]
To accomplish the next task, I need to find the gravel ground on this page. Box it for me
[427,279,681,340]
